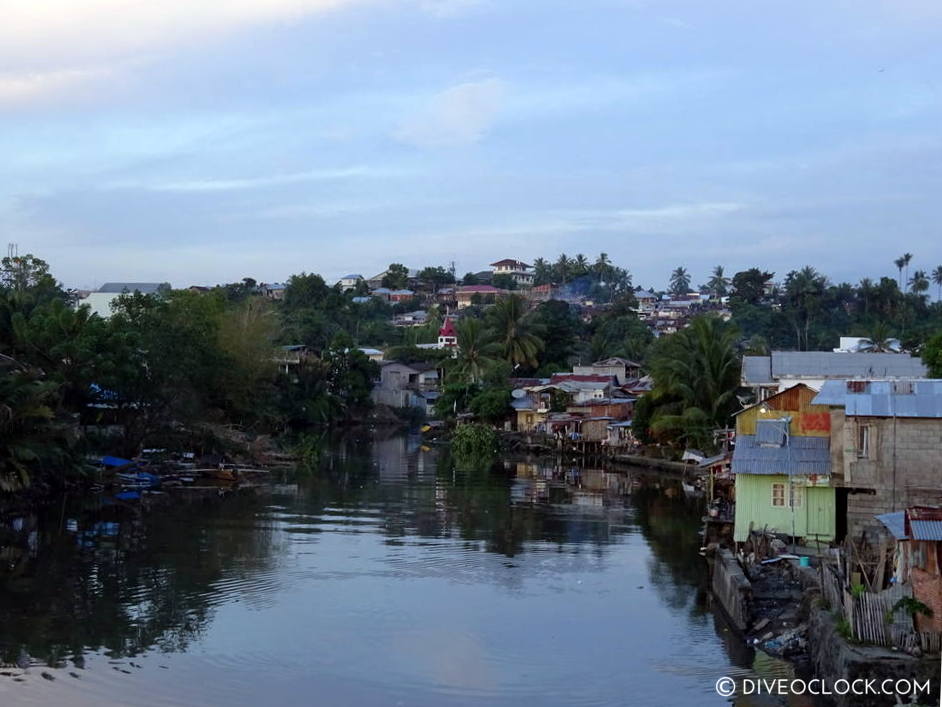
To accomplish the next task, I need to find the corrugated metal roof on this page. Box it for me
[732,434,831,475]
[770,351,927,379]
[755,418,789,446]
[909,520,942,541]
[98,282,167,294]
[875,511,908,540]
[742,356,773,384]
[813,379,942,418]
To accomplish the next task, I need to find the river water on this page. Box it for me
[0,434,810,707]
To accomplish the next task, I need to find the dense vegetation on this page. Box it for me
[2,249,941,490]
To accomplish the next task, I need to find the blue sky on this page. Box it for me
[2,0,941,290]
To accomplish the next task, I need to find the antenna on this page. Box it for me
[7,243,18,259]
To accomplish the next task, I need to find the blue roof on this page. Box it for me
[813,379,942,418]
[910,520,942,541]
[875,511,907,540]
[732,434,831,476]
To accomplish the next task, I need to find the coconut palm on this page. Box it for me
[647,316,741,449]
[452,318,500,385]
[902,253,913,289]
[554,254,572,284]
[858,322,898,352]
[706,265,730,297]
[668,266,691,296]
[486,294,544,369]
[932,265,942,301]
[594,252,613,282]
[573,254,590,277]
[909,269,930,295]
[894,256,906,288]
[532,257,552,286]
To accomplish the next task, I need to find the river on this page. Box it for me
[0,434,811,706]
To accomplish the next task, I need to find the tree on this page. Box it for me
[469,388,512,424]
[933,266,942,301]
[418,266,455,290]
[706,265,730,297]
[731,268,774,305]
[645,316,741,450]
[381,263,410,290]
[486,294,544,369]
[782,266,827,350]
[909,269,930,296]
[461,272,479,286]
[668,266,691,297]
[894,256,906,288]
[452,318,500,384]
[922,332,942,378]
[903,253,913,290]
[1,254,54,292]
[857,322,897,352]
[532,258,552,286]
[491,273,518,291]
[530,300,581,371]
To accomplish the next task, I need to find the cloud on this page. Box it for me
[107,166,397,193]
[0,0,367,103]
[416,0,487,18]
[0,66,116,107]
[395,78,506,148]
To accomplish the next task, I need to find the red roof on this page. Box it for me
[457,285,505,294]
[439,318,456,337]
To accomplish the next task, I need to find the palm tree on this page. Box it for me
[486,294,544,368]
[858,322,898,352]
[594,252,613,283]
[909,269,929,295]
[668,266,691,296]
[647,316,741,449]
[932,265,942,301]
[706,265,730,297]
[452,318,500,384]
[573,254,590,277]
[554,254,571,284]
[894,256,906,288]
[0,366,60,491]
[532,257,552,286]
[902,253,913,289]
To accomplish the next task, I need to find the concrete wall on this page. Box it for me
[711,549,751,631]
[832,415,942,537]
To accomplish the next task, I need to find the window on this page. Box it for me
[857,424,871,459]
[771,482,803,508]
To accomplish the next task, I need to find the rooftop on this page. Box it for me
[731,434,831,476]
[743,351,927,385]
[97,282,167,294]
[812,379,942,418]
[490,258,531,268]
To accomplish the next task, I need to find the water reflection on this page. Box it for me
[1,434,805,706]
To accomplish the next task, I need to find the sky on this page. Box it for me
[2,0,941,291]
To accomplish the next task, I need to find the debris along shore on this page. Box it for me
[708,531,939,707]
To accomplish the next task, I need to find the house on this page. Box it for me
[275,344,310,373]
[371,287,416,303]
[455,285,507,309]
[79,282,169,318]
[393,310,427,326]
[337,274,363,292]
[490,259,534,287]
[366,268,419,290]
[742,350,928,401]
[633,289,658,313]
[573,357,643,385]
[438,318,458,348]
[261,282,287,300]
[731,384,836,544]
[903,507,942,634]
[812,379,942,539]
[548,373,616,403]
[358,348,384,363]
[371,361,441,413]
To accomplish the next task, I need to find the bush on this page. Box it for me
[452,423,499,462]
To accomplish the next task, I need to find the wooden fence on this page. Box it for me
[849,584,913,648]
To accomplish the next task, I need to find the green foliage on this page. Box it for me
[381,263,410,290]
[668,266,691,296]
[486,294,543,370]
[731,268,775,305]
[889,596,934,620]
[835,616,853,641]
[451,318,501,384]
[491,273,518,291]
[850,583,866,598]
[923,332,942,378]
[644,316,741,450]
[451,423,499,465]
[435,382,480,418]
[530,299,582,370]
[468,388,511,423]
